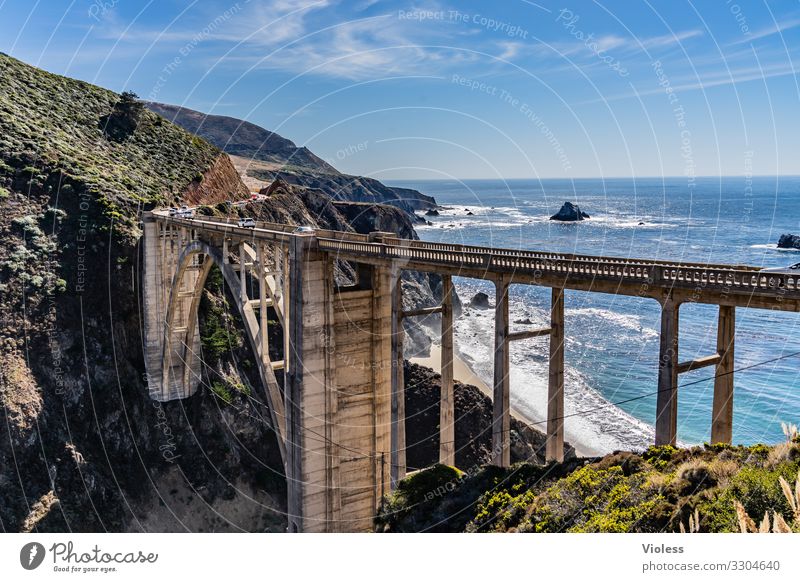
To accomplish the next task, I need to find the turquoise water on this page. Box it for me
[389,176,800,451]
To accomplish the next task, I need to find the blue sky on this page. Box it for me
[2,0,799,179]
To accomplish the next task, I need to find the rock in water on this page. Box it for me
[550,201,590,221]
[777,234,800,249]
[425,209,440,216]
[470,292,491,309]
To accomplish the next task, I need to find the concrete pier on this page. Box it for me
[546,288,565,462]
[656,296,680,446]
[711,305,736,444]
[439,275,455,466]
[492,277,511,468]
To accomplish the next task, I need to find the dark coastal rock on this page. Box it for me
[514,318,533,325]
[403,361,576,470]
[466,211,474,216]
[470,292,491,309]
[777,234,800,249]
[550,201,590,221]
[425,209,440,216]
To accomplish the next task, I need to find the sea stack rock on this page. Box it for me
[550,201,590,221]
[777,234,800,249]
[470,292,491,309]
[425,209,440,216]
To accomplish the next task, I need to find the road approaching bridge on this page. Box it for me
[141,210,800,531]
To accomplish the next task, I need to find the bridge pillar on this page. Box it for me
[492,277,511,467]
[390,271,406,487]
[711,305,735,444]
[286,235,392,532]
[439,275,455,466]
[546,288,565,462]
[285,234,336,532]
[142,213,201,401]
[655,296,680,446]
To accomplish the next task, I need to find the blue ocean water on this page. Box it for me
[388,176,800,452]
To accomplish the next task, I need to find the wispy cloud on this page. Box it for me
[580,61,799,105]
[732,16,800,44]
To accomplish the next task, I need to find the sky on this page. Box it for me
[1,0,799,180]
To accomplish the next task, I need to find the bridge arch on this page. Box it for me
[160,239,287,465]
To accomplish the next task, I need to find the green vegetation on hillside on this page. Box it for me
[378,436,800,533]
[0,53,219,235]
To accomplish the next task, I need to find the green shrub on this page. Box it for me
[643,444,679,470]
[210,381,233,405]
[700,462,799,532]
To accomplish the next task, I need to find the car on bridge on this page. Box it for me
[176,205,194,218]
[294,225,315,233]
[761,262,800,275]
[238,217,256,228]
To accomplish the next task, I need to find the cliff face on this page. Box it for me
[0,53,286,532]
[182,154,249,205]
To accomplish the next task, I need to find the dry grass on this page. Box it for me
[734,471,800,533]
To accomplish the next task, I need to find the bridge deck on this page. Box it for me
[156,212,800,311]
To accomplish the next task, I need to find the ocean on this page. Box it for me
[387,176,800,453]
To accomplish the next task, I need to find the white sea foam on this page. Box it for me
[751,243,800,252]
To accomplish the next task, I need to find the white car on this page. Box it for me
[293,225,314,233]
[238,218,256,228]
[168,207,177,217]
[761,262,800,275]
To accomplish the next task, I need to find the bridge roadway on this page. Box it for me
[144,210,799,532]
[160,212,800,310]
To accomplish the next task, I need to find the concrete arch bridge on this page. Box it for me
[141,210,800,531]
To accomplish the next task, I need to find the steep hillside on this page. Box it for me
[145,102,437,212]
[145,102,337,173]
[0,53,282,532]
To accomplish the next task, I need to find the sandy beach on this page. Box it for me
[410,345,601,457]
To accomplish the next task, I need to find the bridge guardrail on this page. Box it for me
[153,213,800,298]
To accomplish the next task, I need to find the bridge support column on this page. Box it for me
[142,213,201,401]
[492,277,511,467]
[440,275,455,466]
[711,305,735,444]
[239,243,247,303]
[655,296,680,446]
[257,243,269,366]
[286,234,337,532]
[546,288,565,462]
[390,271,406,487]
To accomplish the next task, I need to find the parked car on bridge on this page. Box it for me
[294,225,314,233]
[168,207,177,217]
[238,217,256,228]
[761,262,800,274]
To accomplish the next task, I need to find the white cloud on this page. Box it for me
[732,16,800,44]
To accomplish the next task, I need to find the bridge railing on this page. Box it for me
[154,213,800,297]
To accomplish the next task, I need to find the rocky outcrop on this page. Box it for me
[777,234,800,249]
[550,201,590,221]
[470,292,491,309]
[265,168,436,213]
[183,154,249,205]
